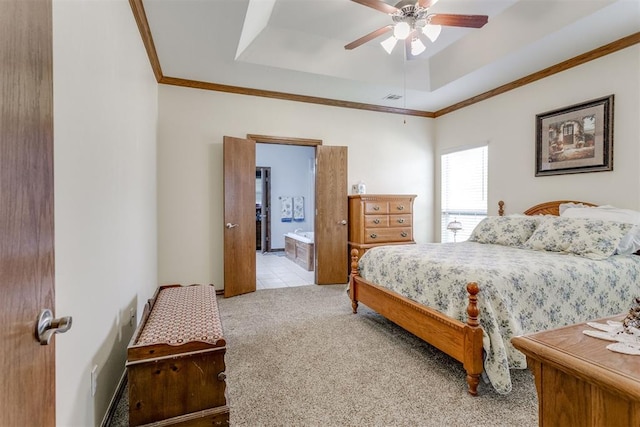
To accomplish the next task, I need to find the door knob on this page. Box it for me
[36,309,72,345]
[225,223,239,229]
[340,220,347,225]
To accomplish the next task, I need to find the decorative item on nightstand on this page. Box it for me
[447,219,463,242]
[583,296,640,355]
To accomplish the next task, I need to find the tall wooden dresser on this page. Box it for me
[348,194,416,259]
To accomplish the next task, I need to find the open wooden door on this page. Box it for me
[315,146,348,284]
[223,136,256,297]
[1,0,58,424]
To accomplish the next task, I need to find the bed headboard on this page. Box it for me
[523,200,598,216]
[498,200,597,216]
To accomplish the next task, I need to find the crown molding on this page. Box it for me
[129,1,638,118]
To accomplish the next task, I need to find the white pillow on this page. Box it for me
[561,206,640,254]
[561,206,640,224]
[618,225,640,255]
[558,202,586,215]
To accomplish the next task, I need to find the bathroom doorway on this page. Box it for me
[255,142,316,288]
[255,167,271,253]
[223,134,347,295]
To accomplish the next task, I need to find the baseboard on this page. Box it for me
[100,370,127,427]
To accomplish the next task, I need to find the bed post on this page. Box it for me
[349,249,360,313]
[464,282,483,396]
[498,200,505,216]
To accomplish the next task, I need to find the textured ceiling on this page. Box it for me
[143,0,640,112]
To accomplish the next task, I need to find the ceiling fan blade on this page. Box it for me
[344,25,393,50]
[350,0,399,15]
[429,14,489,28]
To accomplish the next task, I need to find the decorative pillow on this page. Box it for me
[523,217,634,260]
[561,206,640,255]
[468,216,541,247]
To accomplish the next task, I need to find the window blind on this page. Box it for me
[441,145,488,242]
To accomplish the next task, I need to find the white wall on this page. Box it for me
[53,1,158,425]
[256,144,315,249]
[435,45,640,239]
[157,86,434,288]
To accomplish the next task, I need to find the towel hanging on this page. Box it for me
[280,197,293,222]
[293,196,304,222]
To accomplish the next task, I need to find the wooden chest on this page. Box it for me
[126,284,229,426]
[348,194,416,259]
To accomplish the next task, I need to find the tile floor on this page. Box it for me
[256,251,315,289]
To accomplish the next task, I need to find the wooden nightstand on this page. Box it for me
[512,315,640,427]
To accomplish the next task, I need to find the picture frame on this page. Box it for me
[535,95,614,176]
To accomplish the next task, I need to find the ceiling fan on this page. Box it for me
[345,0,488,58]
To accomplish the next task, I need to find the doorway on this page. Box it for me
[255,142,315,289]
[223,135,348,297]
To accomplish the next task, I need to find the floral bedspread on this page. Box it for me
[357,242,640,394]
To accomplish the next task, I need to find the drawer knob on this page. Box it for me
[397,218,404,224]
[370,233,377,239]
[218,372,227,382]
[397,205,404,210]
[373,219,380,224]
[373,206,380,211]
[400,231,408,237]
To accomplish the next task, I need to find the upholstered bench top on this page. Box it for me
[135,285,224,346]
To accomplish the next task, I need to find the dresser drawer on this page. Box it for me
[389,199,412,213]
[365,215,389,227]
[364,201,389,214]
[389,214,412,227]
[364,228,412,243]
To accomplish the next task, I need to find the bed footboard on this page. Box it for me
[349,249,484,396]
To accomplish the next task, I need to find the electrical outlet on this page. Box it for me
[90,365,98,396]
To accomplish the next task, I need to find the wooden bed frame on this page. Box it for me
[348,200,596,396]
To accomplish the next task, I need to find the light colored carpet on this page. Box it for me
[109,284,538,426]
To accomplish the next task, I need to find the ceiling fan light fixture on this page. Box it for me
[422,24,442,42]
[393,21,411,40]
[380,36,398,54]
[411,38,426,56]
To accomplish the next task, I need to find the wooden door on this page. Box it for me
[315,146,348,284]
[1,0,56,425]
[223,136,256,297]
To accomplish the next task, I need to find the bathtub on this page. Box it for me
[284,231,314,244]
[284,232,314,271]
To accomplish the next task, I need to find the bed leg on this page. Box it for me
[349,248,360,314]
[466,373,480,396]
[464,282,483,396]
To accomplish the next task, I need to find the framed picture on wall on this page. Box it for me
[535,95,614,176]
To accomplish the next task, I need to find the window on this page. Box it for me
[440,145,488,242]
